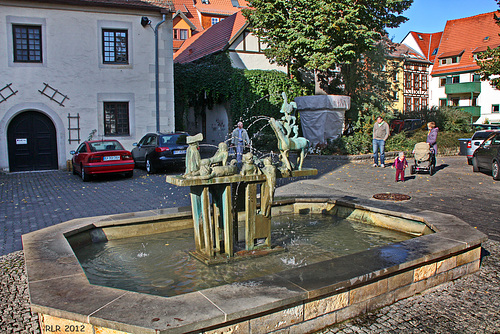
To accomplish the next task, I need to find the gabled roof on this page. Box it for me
[389,44,432,64]
[408,31,443,62]
[431,11,500,76]
[174,10,247,64]
[14,0,169,11]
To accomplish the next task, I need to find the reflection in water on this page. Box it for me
[73,214,412,297]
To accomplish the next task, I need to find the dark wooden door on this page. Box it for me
[7,111,58,172]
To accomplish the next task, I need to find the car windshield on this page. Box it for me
[160,134,187,147]
[89,141,124,152]
[472,131,495,140]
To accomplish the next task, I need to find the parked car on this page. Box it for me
[471,131,500,180]
[71,140,134,182]
[131,132,188,173]
[466,130,500,165]
[390,119,425,134]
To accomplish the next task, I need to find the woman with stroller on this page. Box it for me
[426,122,438,155]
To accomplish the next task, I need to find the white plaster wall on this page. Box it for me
[476,79,500,123]
[205,104,229,144]
[0,3,174,171]
[429,75,445,106]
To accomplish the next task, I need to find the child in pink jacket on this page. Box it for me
[394,152,408,182]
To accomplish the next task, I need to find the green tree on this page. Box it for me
[475,3,500,88]
[243,0,412,73]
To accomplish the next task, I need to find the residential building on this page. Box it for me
[429,12,500,123]
[0,0,175,172]
[388,44,431,113]
[174,10,286,144]
[167,0,248,53]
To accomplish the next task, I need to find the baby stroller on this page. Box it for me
[410,142,436,175]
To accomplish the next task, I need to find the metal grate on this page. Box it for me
[39,83,69,107]
[68,113,81,144]
[0,83,18,103]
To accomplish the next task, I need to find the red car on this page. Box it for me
[71,140,134,181]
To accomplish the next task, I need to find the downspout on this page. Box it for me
[155,14,166,132]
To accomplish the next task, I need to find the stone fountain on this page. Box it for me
[22,93,486,334]
[165,93,317,264]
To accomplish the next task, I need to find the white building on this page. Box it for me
[0,0,175,172]
[427,12,500,124]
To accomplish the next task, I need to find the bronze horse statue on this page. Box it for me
[269,117,309,171]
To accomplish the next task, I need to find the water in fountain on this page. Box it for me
[72,213,413,297]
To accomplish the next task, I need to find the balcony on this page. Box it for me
[457,106,481,117]
[445,82,481,95]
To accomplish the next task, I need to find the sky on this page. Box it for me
[387,0,499,43]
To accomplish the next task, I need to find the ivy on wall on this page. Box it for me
[174,52,312,149]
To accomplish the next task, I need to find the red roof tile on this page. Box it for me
[389,44,431,63]
[431,11,500,76]
[174,10,247,63]
[409,31,443,62]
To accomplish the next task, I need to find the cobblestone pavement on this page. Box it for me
[1,156,500,333]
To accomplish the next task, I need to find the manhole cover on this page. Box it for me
[373,193,411,201]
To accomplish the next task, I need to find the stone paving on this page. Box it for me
[1,155,499,333]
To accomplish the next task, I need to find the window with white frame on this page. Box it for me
[211,17,220,25]
[492,104,500,113]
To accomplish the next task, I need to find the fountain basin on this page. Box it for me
[23,198,486,334]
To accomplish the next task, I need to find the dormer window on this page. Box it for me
[431,48,438,56]
[438,49,464,65]
[484,36,490,41]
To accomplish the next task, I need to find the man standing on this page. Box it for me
[231,121,250,163]
[372,116,390,167]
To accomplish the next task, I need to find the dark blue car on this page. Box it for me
[131,132,188,173]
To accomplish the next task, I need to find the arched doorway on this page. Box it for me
[7,111,58,172]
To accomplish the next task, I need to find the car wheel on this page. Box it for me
[493,161,500,180]
[81,165,91,182]
[429,165,434,176]
[467,158,472,166]
[472,157,480,172]
[124,171,133,178]
[146,157,156,174]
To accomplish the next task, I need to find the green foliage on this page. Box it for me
[243,0,412,74]
[174,52,312,152]
[396,106,472,132]
[476,45,500,90]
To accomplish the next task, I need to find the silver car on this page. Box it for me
[467,130,500,165]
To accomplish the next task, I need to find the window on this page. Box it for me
[431,48,438,56]
[414,98,420,111]
[413,74,420,90]
[451,56,459,64]
[421,75,428,91]
[173,29,189,40]
[76,143,87,154]
[404,98,411,112]
[102,29,128,64]
[13,25,42,62]
[211,17,220,25]
[492,104,500,113]
[446,76,459,84]
[393,91,398,100]
[405,72,411,89]
[393,71,398,82]
[473,74,481,82]
[440,77,447,87]
[104,102,129,135]
[472,97,477,106]
[450,98,459,106]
